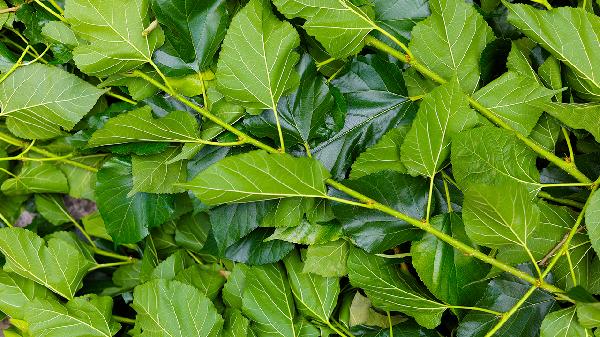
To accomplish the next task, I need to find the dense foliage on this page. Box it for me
[0,0,599,336]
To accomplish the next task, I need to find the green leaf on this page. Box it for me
[529,114,561,153]
[302,239,349,277]
[462,182,540,253]
[314,55,417,180]
[60,155,104,200]
[451,126,540,191]
[283,251,340,323]
[209,202,268,254]
[267,221,342,245]
[243,55,338,146]
[0,63,104,139]
[222,264,249,310]
[371,0,430,44]
[411,213,489,306]
[242,263,297,337]
[577,302,600,328]
[25,295,120,337]
[401,80,478,177]
[333,171,428,253]
[66,0,164,77]
[350,126,409,179]
[585,190,600,258]
[272,0,375,58]
[150,0,228,72]
[506,4,600,101]
[222,309,250,337]
[409,0,495,94]
[150,250,189,280]
[41,21,79,47]
[540,103,600,143]
[538,55,563,102]
[181,150,331,205]
[174,212,210,253]
[472,71,556,135]
[175,264,226,301]
[540,307,591,337]
[1,163,69,196]
[132,279,223,336]
[35,194,71,226]
[98,67,160,101]
[0,228,94,299]
[131,147,186,194]
[96,157,175,244]
[216,0,300,110]
[347,247,447,329]
[0,270,55,320]
[88,107,201,147]
[457,265,557,337]
[82,212,112,241]
[225,228,294,265]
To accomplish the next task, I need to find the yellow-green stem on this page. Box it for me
[538,191,584,209]
[484,285,537,337]
[107,91,137,105]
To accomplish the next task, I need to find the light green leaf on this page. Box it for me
[216,0,300,110]
[507,4,600,101]
[540,102,600,143]
[98,67,160,101]
[175,265,226,302]
[472,71,556,135]
[540,307,591,337]
[150,250,189,281]
[88,107,201,147]
[267,221,342,245]
[41,21,79,47]
[345,292,404,328]
[181,150,331,205]
[347,247,447,329]
[586,190,600,257]
[1,163,69,196]
[222,309,250,337]
[283,251,340,323]
[303,240,349,277]
[409,0,495,94]
[538,55,563,102]
[60,155,104,201]
[577,302,600,329]
[272,0,375,58]
[260,198,307,228]
[242,263,297,337]
[401,80,477,177]
[351,126,409,179]
[0,270,55,320]
[463,182,540,256]
[222,264,249,310]
[82,212,112,241]
[35,194,71,226]
[25,295,120,337]
[529,114,561,153]
[131,147,186,194]
[132,279,223,337]
[0,228,95,299]
[451,126,540,191]
[66,0,164,77]
[0,63,104,139]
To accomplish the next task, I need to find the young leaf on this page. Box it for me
[0,228,94,299]
[0,270,55,320]
[347,247,447,329]
[472,71,556,135]
[350,126,409,179]
[25,295,121,337]
[150,0,228,72]
[242,263,297,337]
[131,147,187,194]
[88,107,200,147]
[1,163,69,196]
[41,21,79,47]
[506,4,600,101]
[96,157,175,244]
[463,182,541,253]
[451,126,540,191]
[65,0,164,77]
[401,80,478,177]
[181,150,331,205]
[283,251,340,323]
[132,279,223,336]
[216,0,300,111]
[411,213,489,306]
[302,240,349,277]
[586,190,600,257]
[272,0,375,58]
[0,63,104,139]
[35,194,71,226]
[540,307,591,337]
[409,0,495,94]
